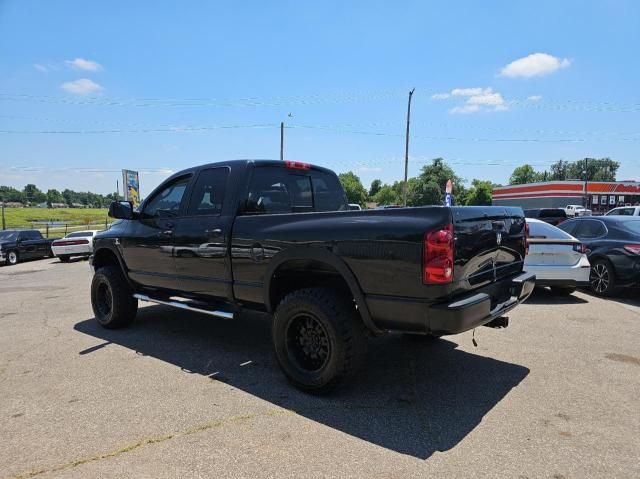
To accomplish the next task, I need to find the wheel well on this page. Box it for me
[269,260,354,311]
[92,248,121,270]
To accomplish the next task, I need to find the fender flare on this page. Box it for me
[91,243,135,288]
[263,247,382,334]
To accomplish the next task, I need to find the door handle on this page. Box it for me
[205,228,223,236]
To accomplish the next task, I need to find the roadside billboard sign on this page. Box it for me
[122,170,140,207]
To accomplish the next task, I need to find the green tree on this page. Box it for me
[408,180,441,206]
[0,186,25,203]
[509,164,543,185]
[338,171,368,206]
[368,179,382,199]
[46,189,64,207]
[23,184,46,204]
[418,158,466,199]
[465,179,493,205]
[372,185,400,205]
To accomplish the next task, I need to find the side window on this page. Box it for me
[143,176,190,218]
[22,231,40,240]
[311,171,348,212]
[186,168,229,216]
[557,219,578,235]
[620,208,635,216]
[575,220,607,239]
[607,209,621,216]
[244,167,313,214]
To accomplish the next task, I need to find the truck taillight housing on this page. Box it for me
[423,224,454,284]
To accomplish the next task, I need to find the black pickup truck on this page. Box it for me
[91,160,535,393]
[0,229,54,265]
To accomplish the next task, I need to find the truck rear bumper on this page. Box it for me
[428,272,536,335]
[365,272,536,335]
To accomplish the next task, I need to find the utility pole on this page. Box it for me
[280,122,284,161]
[583,157,589,207]
[403,88,415,207]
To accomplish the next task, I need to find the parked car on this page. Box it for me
[0,229,54,266]
[524,218,590,295]
[51,230,99,262]
[524,208,568,226]
[565,204,592,217]
[90,159,535,393]
[605,206,640,216]
[557,216,640,296]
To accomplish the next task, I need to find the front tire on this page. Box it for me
[6,250,19,266]
[273,288,368,394]
[590,259,617,296]
[91,265,138,329]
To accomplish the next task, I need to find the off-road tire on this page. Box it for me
[91,265,138,329]
[273,288,368,394]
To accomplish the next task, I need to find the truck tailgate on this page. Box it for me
[452,206,527,292]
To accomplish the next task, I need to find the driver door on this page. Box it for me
[121,174,191,290]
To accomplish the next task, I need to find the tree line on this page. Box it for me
[509,158,619,185]
[338,158,496,207]
[0,184,118,208]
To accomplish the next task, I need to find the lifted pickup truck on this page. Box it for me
[91,160,535,393]
[0,229,54,266]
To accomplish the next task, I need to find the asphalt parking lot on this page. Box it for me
[1,259,639,479]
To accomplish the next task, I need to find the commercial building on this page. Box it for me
[492,180,640,213]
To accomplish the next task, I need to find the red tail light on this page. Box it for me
[423,224,454,284]
[52,239,90,246]
[284,160,311,170]
[624,244,640,255]
[524,221,530,256]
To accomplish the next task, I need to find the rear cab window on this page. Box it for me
[539,209,566,218]
[244,166,347,215]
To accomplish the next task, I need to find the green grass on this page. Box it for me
[2,207,112,237]
[3,207,109,228]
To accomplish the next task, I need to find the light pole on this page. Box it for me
[403,88,415,207]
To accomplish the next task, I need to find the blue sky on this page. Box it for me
[1,0,639,196]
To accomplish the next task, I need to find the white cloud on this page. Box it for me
[527,95,543,101]
[34,64,49,73]
[60,78,104,95]
[451,87,491,97]
[66,58,103,72]
[467,91,505,106]
[431,93,450,100]
[500,53,571,78]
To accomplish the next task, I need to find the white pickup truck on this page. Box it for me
[565,204,592,217]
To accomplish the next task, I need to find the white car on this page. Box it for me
[524,218,590,295]
[51,230,99,262]
[565,204,592,217]
[605,206,640,216]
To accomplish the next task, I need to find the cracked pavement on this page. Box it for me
[1,258,639,478]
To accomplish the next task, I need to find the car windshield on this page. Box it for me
[0,231,18,241]
[528,221,574,240]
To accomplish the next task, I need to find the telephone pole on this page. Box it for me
[583,158,589,207]
[403,88,415,207]
[280,122,284,161]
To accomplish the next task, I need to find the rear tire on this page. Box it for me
[590,259,617,297]
[6,250,19,266]
[58,255,70,263]
[91,265,138,329]
[273,288,368,394]
[551,286,576,296]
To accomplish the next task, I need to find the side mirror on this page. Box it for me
[108,201,135,220]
